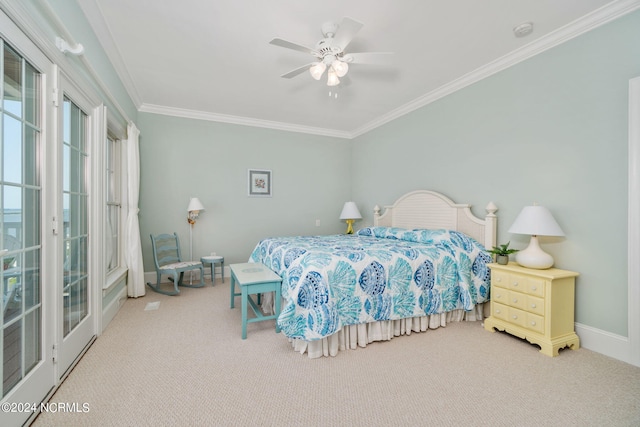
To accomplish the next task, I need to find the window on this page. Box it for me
[105,135,120,274]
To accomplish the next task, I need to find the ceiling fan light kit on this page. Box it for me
[270,17,392,87]
[309,62,326,80]
[327,67,340,86]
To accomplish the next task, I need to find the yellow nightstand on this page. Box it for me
[484,263,579,356]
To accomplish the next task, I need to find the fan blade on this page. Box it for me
[270,38,318,56]
[333,17,364,51]
[343,52,394,65]
[280,63,315,79]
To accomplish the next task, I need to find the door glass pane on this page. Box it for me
[62,144,70,192]
[62,97,88,339]
[24,125,39,186]
[24,309,40,373]
[3,45,22,118]
[3,113,22,184]
[1,40,41,398]
[24,186,39,248]
[3,320,21,393]
[23,249,39,310]
[24,62,38,125]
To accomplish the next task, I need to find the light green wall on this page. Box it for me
[29,0,138,122]
[44,0,637,338]
[137,114,351,270]
[352,10,640,336]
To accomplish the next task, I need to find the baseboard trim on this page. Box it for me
[102,286,127,332]
[575,322,636,366]
[144,267,229,287]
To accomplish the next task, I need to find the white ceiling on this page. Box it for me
[79,0,627,138]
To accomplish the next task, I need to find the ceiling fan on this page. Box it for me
[269,17,392,87]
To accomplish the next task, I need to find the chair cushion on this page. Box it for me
[160,261,201,270]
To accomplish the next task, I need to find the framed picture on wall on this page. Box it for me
[248,169,272,197]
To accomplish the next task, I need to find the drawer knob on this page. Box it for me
[513,281,519,287]
[531,321,536,326]
[496,277,502,282]
[512,315,518,320]
[513,298,518,303]
[532,286,537,291]
[496,309,501,314]
[531,303,537,309]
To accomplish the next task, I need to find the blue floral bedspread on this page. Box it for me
[249,227,492,341]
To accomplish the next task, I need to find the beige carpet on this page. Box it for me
[33,279,640,427]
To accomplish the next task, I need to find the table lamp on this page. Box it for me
[339,201,362,234]
[508,204,564,269]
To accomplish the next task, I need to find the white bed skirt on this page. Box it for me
[287,304,487,358]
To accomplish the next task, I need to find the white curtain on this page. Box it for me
[124,122,145,297]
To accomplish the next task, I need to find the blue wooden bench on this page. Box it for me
[229,263,282,339]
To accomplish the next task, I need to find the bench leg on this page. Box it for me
[230,276,236,308]
[241,286,248,339]
[275,285,281,334]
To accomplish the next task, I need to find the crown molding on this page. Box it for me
[77,0,143,108]
[351,0,640,138]
[84,0,640,139]
[139,103,353,139]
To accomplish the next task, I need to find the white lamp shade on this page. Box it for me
[332,60,349,77]
[508,205,564,237]
[327,67,340,87]
[339,202,362,220]
[309,62,326,80]
[188,197,205,212]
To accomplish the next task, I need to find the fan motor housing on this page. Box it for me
[321,21,339,37]
[316,38,342,57]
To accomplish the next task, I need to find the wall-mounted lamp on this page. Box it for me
[187,197,205,226]
[187,197,205,284]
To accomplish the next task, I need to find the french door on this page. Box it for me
[0,13,55,427]
[1,9,99,425]
[56,88,95,375]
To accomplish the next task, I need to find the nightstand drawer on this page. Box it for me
[508,275,545,298]
[506,306,527,328]
[492,302,509,321]
[507,290,527,311]
[491,271,509,289]
[492,286,508,305]
[507,290,545,317]
[493,269,546,298]
[526,312,545,334]
[526,295,545,316]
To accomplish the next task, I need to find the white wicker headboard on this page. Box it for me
[373,190,498,249]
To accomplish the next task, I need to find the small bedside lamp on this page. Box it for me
[339,201,362,234]
[508,204,564,269]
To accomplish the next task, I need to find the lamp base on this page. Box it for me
[345,219,355,235]
[515,235,554,269]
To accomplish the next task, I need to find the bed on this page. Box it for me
[249,190,498,358]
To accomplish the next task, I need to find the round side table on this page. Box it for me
[200,255,224,285]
